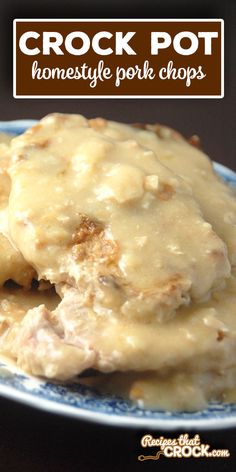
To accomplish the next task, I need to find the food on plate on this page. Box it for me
[3,275,236,412]
[0,113,236,411]
[0,284,60,356]
[136,123,236,265]
[8,114,230,320]
[0,137,35,287]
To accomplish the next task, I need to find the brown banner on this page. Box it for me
[13,19,223,98]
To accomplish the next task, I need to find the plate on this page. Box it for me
[0,119,236,430]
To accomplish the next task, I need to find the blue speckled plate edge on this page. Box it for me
[1,119,236,430]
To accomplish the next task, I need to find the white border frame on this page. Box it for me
[13,19,224,99]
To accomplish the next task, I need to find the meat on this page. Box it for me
[0,138,35,287]
[8,114,230,323]
[140,123,236,266]
[2,276,236,383]
[98,119,236,266]
[1,114,236,412]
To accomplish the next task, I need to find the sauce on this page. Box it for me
[1,116,236,411]
[8,114,230,322]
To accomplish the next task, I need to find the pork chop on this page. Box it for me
[8,114,230,321]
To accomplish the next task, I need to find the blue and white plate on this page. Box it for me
[0,119,236,430]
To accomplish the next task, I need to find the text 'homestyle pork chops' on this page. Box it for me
[8,113,230,322]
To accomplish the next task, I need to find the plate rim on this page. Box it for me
[1,377,236,430]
